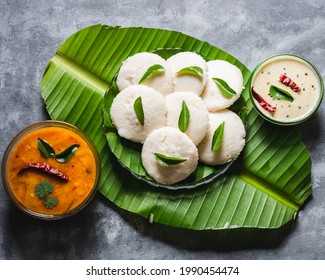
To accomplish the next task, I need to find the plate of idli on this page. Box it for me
[103,48,247,189]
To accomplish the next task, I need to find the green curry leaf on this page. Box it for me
[38,138,55,158]
[55,144,80,163]
[133,96,145,126]
[211,121,225,152]
[213,78,237,98]
[270,85,294,102]
[154,153,187,167]
[139,64,165,84]
[178,100,190,132]
[176,66,203,78]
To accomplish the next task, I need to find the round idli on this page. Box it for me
[201,60,243,111]
[167,51,207,96]
[116,52,173,95]
[198,110,246,165]
[142,127,198,185]
[165,91,209,145]
[110,85,167,143]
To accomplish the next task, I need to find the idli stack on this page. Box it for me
[110,51,246,186]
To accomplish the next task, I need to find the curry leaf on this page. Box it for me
[154,153,187,166]
[38,138,55,158]
[139,64,165,84]
[213,78,237,98]
[178,100,190,132]
[133,96,144,126]
[176,66,203,78]
[55,144,80,163]
[270,85,294,102]
[211,121,225,152]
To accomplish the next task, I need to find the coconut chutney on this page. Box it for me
[250,54,323,124]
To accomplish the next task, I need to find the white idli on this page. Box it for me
[142,127,198,185]
[167,51,207,96]
[165,91,209,145]
[198,109,245,165]
[110,85,167,143]
[116,52,173,95]
[201,60,243,111]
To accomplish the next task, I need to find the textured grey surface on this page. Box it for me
[1,0,325,259]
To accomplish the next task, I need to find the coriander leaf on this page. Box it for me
[139,64,165,84]
[44,197,58,209]
[38,138,55,158]
[176,66,203,78]
[269,85,294,102]
[154,153,187,167]
[211,121,225,152]
[55,144,80,163]
[35,180,54,199]
[133,96,145,126]
[212,78,237,98]
[178,100,190,132]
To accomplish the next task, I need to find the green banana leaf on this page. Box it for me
[41,24,312,230]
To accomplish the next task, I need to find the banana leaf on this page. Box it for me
[41,24,312,230]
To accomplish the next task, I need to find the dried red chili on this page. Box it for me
[18,163,69,181]
[279,74,301,93]
[252,87,276,113]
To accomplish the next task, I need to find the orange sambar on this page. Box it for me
[7,125,97,215]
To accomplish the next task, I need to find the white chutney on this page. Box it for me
[250,54,323,124]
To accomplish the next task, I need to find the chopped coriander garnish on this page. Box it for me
[35,180,58,209]
[44,197,58,209]
[35,180,54,199]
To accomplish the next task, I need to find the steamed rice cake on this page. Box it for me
[201,60,243,111]
[198,109,245,165]
[141,127,198,184]
[110,85,167,143]
[165,91,209,145]
[167,51,207,96]
[117,52,173,95]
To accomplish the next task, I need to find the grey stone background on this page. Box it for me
[1,0,325,259]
